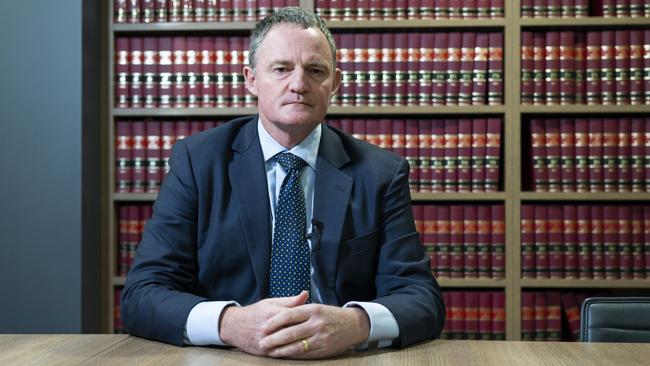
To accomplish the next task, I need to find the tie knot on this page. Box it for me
[276,153,307,174]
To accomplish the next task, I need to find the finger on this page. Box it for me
[259,318,314,351]
[266,291,309,307]
[262,306,312,335]
[267,336,318,359]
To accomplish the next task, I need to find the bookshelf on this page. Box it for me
[105,0,650,341]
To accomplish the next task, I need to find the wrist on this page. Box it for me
[348,307,370,345]
[219,305,239,346]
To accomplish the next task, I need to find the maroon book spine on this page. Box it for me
[545,32,561,105]
[342,0,354,20]
[406,120,420,191]
[354,33,369,107]
[477,205,491,278]
[200,36,215,108]
[352,119,365,142]
[244,0,257,21]
[406,33,420,106]
[548,206,564,278]
[560,0,573,17]
[378,119,393,150]
[432,32,448,106]
[574,33,586,104]
[161,121,175,176]
[615,30,630,105]
[115,121,132,192]
[532,32,546,105]
[154,0,167,22]
[130,37,144,108]
[258,0,272,19]
[421,0,435,19]
[560,118,576,192]
[190,120,203,136]
[563,205,579,278]
[629,30,644,105]
[339,34,354,107]
[531,118,548,192]
[473,32,488,105]
[143,37,158,108]
[461,0,477,19]
[491,291,505,340]
[127,0,141,23]
[545,119,561,192]
[406,0,418,21]
[449,291,464,339]
[214,36,229,108]
[186,37,201,107]
[127,205,140,272]
[615,0,630,16]
[434,0,449,19]
[586,31,601,105]
[490,0,504,18]
[115,0,128,23]
[380,33,395,106]
[521,204,536,278]
[445,32,462,105]
[116,37,131,108]
[118,206,129,277]
[601,31,616,105]
[459,32,476,106]
[171,37,187,108]
[436,205,450,278]
[603,205,620,279]
[602,118,619,192]
[193,0,206,21]
[367,34,381,107]
[521,292,534,340]
[418,120,432,192]
[588,118,604,192]
[181,0,194,21]
[630,0,643,16]
[392,119,406,157]
[419,33,434,106]
[424,205,437,270]
[546,292,562,341]
[559,31,574,105]
[158,37,173,108]
[448,0,462,18]
[491,204,505,279]
[590,205,604,279]
[632,207,644,278]
[618,118,632,192]
[547,0,561,17]
[232,0,245,21]
[145,120,161,192]
[534,292,547,341]
[366,120,379,146]
[561,293,581,341]
[327,0,341,20]
[521,0,533,17]
[450,205,464,278]
[168,0,181,22]
[645,206,650,277]
[457,119,473,192]
[521,31,534,104]
[630,118,645,191]
[534,205,549,279]
[478,292,492,339]
[575,0,588,16]
[431,120,445,192]
[131,121,146,193]
[618,205,633,279]
[218,0,232,22]
[465,292,479,339]
[463,205,478,278]
[444,119,459,192]
[575,118,589,191]
[471,118,487,191]
[646,119,650,192]
[485,118,501,192]
[394,33,409,106]
[176,119,189,142]
[229,37,245,107]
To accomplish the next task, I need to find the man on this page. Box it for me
[122,7,445,359]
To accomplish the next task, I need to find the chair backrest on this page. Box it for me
[580,297,650,343]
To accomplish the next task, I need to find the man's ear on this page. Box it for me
[330,67,342,97]
[243,65,258,96]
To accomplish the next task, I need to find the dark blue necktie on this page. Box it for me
[269,152,311,298]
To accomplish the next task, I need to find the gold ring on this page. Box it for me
[302,339,311,352]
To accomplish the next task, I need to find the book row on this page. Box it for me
[332,32,503,107]
[315,0,504,20]
[521,291,589,342]
[117,205,153,277]
[115,36,254,109]
[441,291,505,340]
[414,204,505,279]
[114,0,299,23]
[521,29,650,106]
[521,204,650,280]
[527,118,650,193]
[115,120,227,193]
[521,0,650,18]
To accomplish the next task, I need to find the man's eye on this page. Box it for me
[310,69,326,76]
[273,67,288,73]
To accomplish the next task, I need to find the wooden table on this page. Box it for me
[1,335,648,365]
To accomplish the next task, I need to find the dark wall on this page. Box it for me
[0,0,101,332]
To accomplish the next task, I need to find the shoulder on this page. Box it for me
[179,115,256,159]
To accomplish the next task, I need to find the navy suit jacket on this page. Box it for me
[122,115,445,347]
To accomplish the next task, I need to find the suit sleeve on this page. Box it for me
[121,140,207,346]
[371,158,446,347]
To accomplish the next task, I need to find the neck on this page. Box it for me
[260,121,319,149]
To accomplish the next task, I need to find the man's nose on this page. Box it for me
[288,68,308,93]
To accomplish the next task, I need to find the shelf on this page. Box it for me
[113,107,257,117]
[520,105,650,114]
[113,277,126,286]
[113,193,157,202]
[520,17,650,28]
[113,21,257,33]
[519,192,650,201]
[327,105,506,115]
[438,278,507,288]
[521,279,650,289]
[412,192,506,201]
[326,19,506,29]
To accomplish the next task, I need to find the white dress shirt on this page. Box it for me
[183,121,399,348]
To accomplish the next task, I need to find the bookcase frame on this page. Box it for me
[104,0,650,339]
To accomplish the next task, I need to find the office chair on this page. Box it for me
[580,297,650,343]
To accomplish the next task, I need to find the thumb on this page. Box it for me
[268,290,309,307]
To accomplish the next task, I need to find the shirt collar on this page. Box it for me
[257,119,321,170]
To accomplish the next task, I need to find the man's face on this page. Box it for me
[244,24,341,134]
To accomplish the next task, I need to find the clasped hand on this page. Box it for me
[219,291,370,359]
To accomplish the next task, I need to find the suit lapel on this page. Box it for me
[312,125,352,305]
[229,118,272,300]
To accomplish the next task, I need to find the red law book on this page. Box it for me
[645,206,650,277]
[190,120,203,135]
[478,292,492,339]
[548,0,561,17]
[560,0,573,17]
[521,292,535,341]
[534,292,547,341]
[380,33,395,106]
[230,37,246,107]
[532,0,545,18]
[115,37,130,108]
[352,119,365,141]
[629,30,644,105]
[471,118,487,191]
[436,205,451,278]
[615,0,630,16]
[488,32,503,105]
[532,32,546,105]
[521,31,534,104]
[186,37,201,107]
[445,32,462,105]
[421,0,435,19]
[444,119,459,191]
[588,119,604,192]
[603,205,620,279]
[449,291,465,339]
[432,32,448,106]
[338,34,354,107]
[590,205,604,279]
[434,0,449,19]
[586,31,601,105]
[258,0,272,19]
[157,37,173,108]
[618,118,632,192]
[534,205,549,279]
[131,121,146,193]
[419,33,434,106]
[199,36,215,108]
[477,205,491,278]
[342,0,354,20]
[193,0,206,21]
[115,121,132,192]
[449,205,465,278]
[127,0,141,23]
[630,118,645,191]
[176,119,189,143]
[145,120,161,192]
[353,33,369,107]
[602,118,619,192]
[418,120,432,192]
[448,0,462,18]
[367,34,381,106]
[575,0,588,16]
[521,0,533,17]
[547,205,564,278]
[142,37,158,108]
[458,32,476,106]
[130,37,144,108]
[114,288,123,333]
[161,121,176,176]
[630,0,643,16]
[545,119,561,192]
[602,0,615,16]
[218,0,232,21]
[440,292,450,339]
[391,119,406,157]
[577,205,593,279]
[531,119,548,192]
[338,119,352,134]
[325,0,340,20]
[424,205,437,270]
[405,120,419,191]
[521,204,536,278]
[155,0,167,22]
[465,292,479,339]
[489,0,504,18]
[115,0,128,23]
[431,120,445,192]
[561,292,581,341]
[574,118,589,191]
[463,205,478,278]
[394,33,409,106]
[574,33,586,104]
[214,36,229,108]
[457,119,473,192]
[118,206,129,277]
[601,31,616,105]
[545,32,561,105]
[171,37,187,108]
[378,119,393,150]
[631,206,645,278]
[615,30,630,105]
[366,120,380,146]
[368,0,383,19]
[491,204,505,279]
[406,0,418,20]
[559,31,575,105]
[563,205,579,278]
[560,118,575,192]
[618,205,633,279]
[485,118,501,192]
[181,0,194,21]
[405,33,420,106]
[244,0,257,21]
[231,0,246,21]
[546,292,562,341]
[472,32,488,105]
[647,119,650,191]
[491,291,505,340]
[127,205,140,272]
[168,0,181,22]
[461,0,477,18]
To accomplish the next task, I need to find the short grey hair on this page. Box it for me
[248,7,337,72]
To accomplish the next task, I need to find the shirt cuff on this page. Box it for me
[183,300,240,346]
[343,301,399,349]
